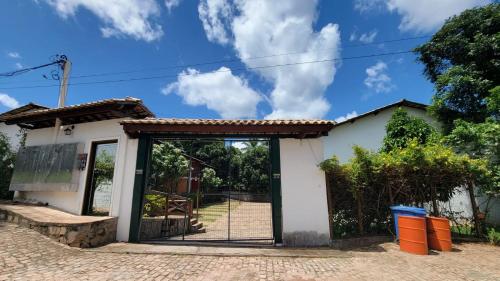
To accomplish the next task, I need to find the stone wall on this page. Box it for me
[140,216,190,240]
[0,209,117,248]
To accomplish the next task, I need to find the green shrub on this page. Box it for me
[487,227,500,246]
[0,133,15,200]
[143,194,166,217]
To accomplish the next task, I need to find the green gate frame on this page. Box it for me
[128,134,283,244]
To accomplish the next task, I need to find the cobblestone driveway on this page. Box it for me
[1,222,499,281]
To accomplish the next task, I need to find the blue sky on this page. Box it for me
[0,0,492,121]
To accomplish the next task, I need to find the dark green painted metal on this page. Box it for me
[270,137,283,244]
[128,135,152,242]
[129,133,284,244]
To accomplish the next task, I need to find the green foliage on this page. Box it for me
[320,141,490,237]
[319,156,340,173]
[143,194,166,217]
[349,146,374,197]
[0,133,15,200]
[150,142,189,192]
[150,140,270,194]
[382,108,438,152]
[487,86,500,118]
[239,141,270,193]
[414,3,500,131]
[446,119,500,194]
[93,150,115,190]
[193,141,234,184]
[200,167,222,191]
[488,227,500,246]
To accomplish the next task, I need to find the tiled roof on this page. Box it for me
[4,97,154,129]
[0,103,48,122]
[121,118,335,139]
[333,99,428,127]
[5,97,153,120]
[120,118,334,126]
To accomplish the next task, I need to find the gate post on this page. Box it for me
[128,135,152,242]
[270,137,283,244]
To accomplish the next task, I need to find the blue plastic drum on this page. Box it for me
[390,205,427,239]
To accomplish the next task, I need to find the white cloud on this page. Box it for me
[350,29,378,43]
[387,0,491,33]
[354,0,385,14]
[334,111,358,123]
[43,0,163,42]
[0,93,21,109]
[198,0,233,45]
[355,0,491,33]
[162,67,262,119]
[165,0,182,12]
[7,52,21,59]
[15,63,23,69]
[364,61,394,93]
[359,30,378,43]
[198,0,341,119]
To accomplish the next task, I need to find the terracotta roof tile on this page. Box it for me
[0,103,48,122]
[121,118,335,139]
[6,97,152,120]
[120,118,334,126]
[4,97,154,129]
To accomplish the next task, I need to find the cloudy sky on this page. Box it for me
[0,0,492,121]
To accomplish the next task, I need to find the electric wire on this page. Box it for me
[0,35,429,86]
[0,50,413,90]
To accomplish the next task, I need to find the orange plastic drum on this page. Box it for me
[427,216,452,251]
[398,216,428,255]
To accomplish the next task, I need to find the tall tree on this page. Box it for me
[150,142,189,192]
[414,4,500,131]
[240,142,270,193]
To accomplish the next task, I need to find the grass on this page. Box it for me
[195,199,241,224]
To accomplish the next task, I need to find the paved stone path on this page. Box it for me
[1,222,499,281]
[174,201,272,241]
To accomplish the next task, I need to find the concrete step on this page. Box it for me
[191,222,203,230]
[193,227,206,233]
[190,218,198,225]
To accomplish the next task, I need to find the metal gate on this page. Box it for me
[138,138,274,243]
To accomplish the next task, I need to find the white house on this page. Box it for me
[3,97,496,248]
[4,97,334,246]
[322,99,499,226]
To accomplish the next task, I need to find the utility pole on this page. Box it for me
[53,55,71,143]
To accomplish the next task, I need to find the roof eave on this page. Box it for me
[121,122,333,139]
[333,99,428,127]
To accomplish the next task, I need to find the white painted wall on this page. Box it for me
[322,105,500,225]
[14,118,138,241]
[0,123,23,151]
[280,138,330,246]
[323,106,438,162]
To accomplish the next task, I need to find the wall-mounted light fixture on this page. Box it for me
[64,125,75,136]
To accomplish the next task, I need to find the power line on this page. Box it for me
[342,35,430,48]
[0,60,63,78]
[70,35,428,80]
[0,50,412,90]
[0,35,428,85]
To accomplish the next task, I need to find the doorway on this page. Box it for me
[82,140,118,216]
[138,138,274,244]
